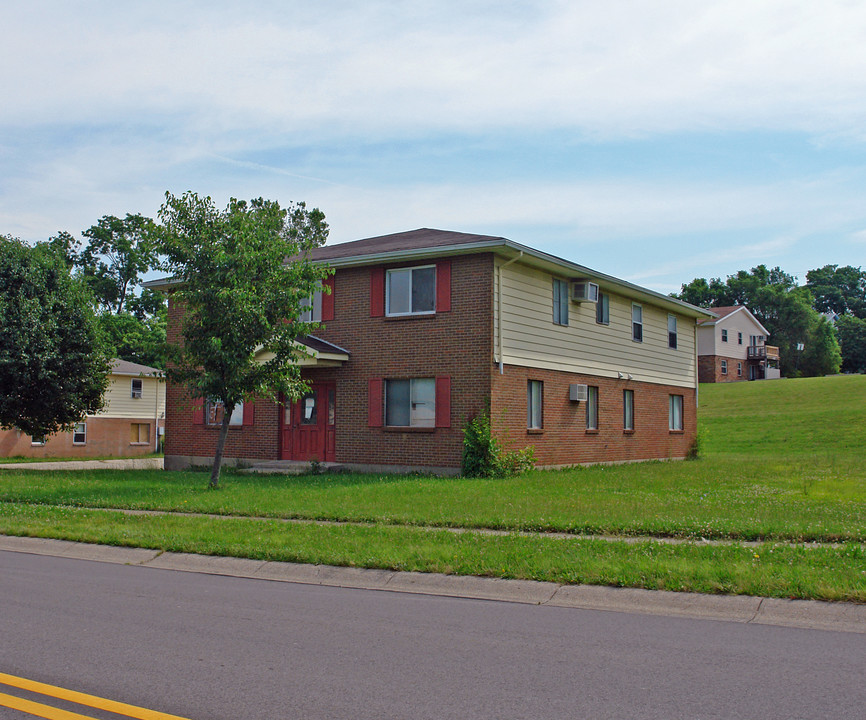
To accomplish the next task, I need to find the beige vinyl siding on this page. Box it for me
[96,375,166,419]
[494,259,696,388]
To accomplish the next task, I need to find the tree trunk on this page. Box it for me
[209,403,233,489]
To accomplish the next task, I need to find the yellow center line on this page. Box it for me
[0,672,192,720]
[0,690,98,720]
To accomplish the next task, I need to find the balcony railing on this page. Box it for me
[747,345,780,360]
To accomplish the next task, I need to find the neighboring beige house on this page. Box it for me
[0,360,165,458]
[697,306,781,382]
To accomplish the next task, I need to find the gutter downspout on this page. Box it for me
[497,251,523,374]
[154,375,160,453]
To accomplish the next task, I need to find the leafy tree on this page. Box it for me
[835,315,866,373]
[0,235,110,437]
[77,213,156,315]
[675,267,839,377]
[805,265,866,318]
[799,316,842,377]
[153,192,331,487]
[99,310,167,369]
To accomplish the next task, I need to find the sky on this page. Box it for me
[2,0,865,294]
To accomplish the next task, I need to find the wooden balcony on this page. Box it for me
[747,345,780,360]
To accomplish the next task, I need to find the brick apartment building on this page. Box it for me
[152,229,712,474]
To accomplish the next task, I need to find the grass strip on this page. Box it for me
[1,458,863,542]
[2,504,864,603]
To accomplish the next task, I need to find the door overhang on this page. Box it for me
[254,335,350,368]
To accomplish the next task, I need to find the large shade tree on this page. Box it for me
[0,235,110,437]
[153,192,331,487]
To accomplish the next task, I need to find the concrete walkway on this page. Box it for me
[1,534,863,635]
[0,458,163,471]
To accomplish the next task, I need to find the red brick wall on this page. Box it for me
[0,418,160,458]
[307,254,494,468]
[698,355,745,383]
[491,365,697,465]
[163,254,495,469]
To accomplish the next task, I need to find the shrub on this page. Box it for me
[462,412,535,477]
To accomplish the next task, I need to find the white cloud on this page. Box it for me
[4,1,866,139]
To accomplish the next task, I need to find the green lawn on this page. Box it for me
[1,374,864,601]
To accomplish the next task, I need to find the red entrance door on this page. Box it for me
[281,383,335,461]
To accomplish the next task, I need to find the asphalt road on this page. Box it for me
[2,550,864,720]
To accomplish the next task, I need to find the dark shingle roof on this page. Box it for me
[310,228,506,261]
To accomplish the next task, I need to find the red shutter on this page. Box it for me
[192,399,204,425]
[370,267,385,317]
[321,275,335,322]
[368,378,383,427]
[436,259,451,313]
[242,400,255,426]
[435,376,451,428]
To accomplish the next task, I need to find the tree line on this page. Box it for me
[1,192,329,487]
[674,264,866,376]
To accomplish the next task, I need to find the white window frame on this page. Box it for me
[737,362,743,376]
[721,329,728,343]
[30,435,46,446]
[596,291,609,325]
[299,290,324,323]
[632,304,643,342]
[552,278,569,326]
[738,332,743,345]
[623,389,634,431]
[385,265,436,317]
[669,395,684,431]
[667,315,677,349]
[384,378,435,428]
[721,360,728,374]
[72,422,86,445]
[586,386,598,430]
[131,378,143,399]
[527,380,543,429]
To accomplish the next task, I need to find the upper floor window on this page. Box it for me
[668,315,677,349]
[552,278,569,326]
[299,291,323,322]
[386,266,435,316]
[721,329,728,342]
[632,304,643,342]
[131,378,143,399]
[596,292,609,325]
[385,378,435,427]
[738,332,743,345]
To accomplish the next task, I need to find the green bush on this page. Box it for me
[462,412,535,477]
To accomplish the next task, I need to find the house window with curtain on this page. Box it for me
[386,266,436,316]
[385,378,435,427]
[527,380,543,429]
[623,390,634,431]
[669,395,684,431]
[586,386,598,430]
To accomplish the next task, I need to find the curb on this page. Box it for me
[3,535,864,634]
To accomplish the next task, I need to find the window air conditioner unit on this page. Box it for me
[571,280,599,303]
[569,383,588,402]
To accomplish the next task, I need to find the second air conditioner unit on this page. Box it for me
[569,383,589,402]
[571,281,599,303]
